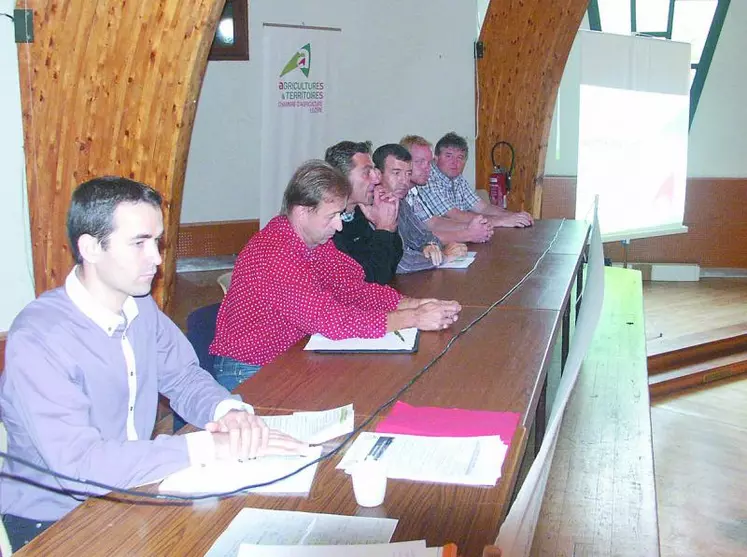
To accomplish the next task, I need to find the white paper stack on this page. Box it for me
[238,540,445,556]
[337,432,507,486]
[158,446,322,495]
[204,508,398,556]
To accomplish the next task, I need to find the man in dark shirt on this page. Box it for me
[325,140,403,284]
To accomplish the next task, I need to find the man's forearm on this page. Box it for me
[425,216,474,243]
[387,308,418,332]
[444,208,475,223]
[473,199,507,218]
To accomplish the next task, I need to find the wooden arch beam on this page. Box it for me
[476,0,588,216]
[19,0,225,313]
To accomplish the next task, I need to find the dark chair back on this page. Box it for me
[185,302,221,373]
[174,302,221,433]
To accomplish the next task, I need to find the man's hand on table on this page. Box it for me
[443,242,468,261]
[414,300,462,331]
[465,215,494,243]
[206,410,309,460]
[490,211,533,228]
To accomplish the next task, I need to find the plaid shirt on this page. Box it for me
[415,163,481,218]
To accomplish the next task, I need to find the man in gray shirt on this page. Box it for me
[372,144,468,274]
[0,177,305,552]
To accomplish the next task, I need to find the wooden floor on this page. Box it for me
[644,278,747,350]
[653,377,747,557]
[643,278,747,557]
[170,272,747,556]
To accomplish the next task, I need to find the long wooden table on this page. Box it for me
[17,219,589,556]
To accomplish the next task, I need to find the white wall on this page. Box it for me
[545,3,747,179]
[182,0,478,223]
[687,0,747,177]
[0,0,35,332]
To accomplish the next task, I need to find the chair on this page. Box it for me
[173,303,221,433]
[1,421,13,555]
[217,271,232,295]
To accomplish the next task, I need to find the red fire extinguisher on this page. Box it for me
[489,141,515,209]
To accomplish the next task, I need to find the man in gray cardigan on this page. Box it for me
[0,176,305,552]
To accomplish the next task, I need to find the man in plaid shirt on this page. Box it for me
[403,133,533,244]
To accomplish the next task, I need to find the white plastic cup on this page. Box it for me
[351,460,387,507]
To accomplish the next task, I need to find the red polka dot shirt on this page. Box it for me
[210,216,403,365]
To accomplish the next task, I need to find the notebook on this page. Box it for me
[304,328,419,354]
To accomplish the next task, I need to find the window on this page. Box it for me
[587,0,730,125]
[672,1,717,67]
[209,0,249,61]
[636,1,671,34]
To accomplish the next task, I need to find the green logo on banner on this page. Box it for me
[280,43,311,78]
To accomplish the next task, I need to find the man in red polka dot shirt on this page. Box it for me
[209,161,462,389]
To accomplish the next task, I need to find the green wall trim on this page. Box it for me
[588,0,601,31]
[690,0,731,128]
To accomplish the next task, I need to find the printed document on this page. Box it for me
[337,432,507,486]
[438,252,476,269]
[204,508,398,557]
[158,445,322,495]
[262,404,354,445]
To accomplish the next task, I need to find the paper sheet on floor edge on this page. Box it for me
[496,204,606,556]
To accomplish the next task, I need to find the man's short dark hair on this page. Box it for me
[67,176,162,264]
[324,140,372,177]
[372,143,412,171]
[281,160,351,215]
[434,132,469,158]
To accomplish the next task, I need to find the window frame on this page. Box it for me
[208,0,249,62]
[586,0,731,127]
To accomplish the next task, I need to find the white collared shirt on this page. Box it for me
[65,267,253,464]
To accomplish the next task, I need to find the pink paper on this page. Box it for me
[375,401,521,446]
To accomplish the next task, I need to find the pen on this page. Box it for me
[394,330,406,343]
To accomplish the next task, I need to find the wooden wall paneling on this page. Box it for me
[176,219,259,258]
[18,0,227,314]
[540,176,576,219]
[604,223,747,268]
[542,176,747,268]
[477,1,588,217]
[605,178,747,267]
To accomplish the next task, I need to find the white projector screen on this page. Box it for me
[576,85,689,241]
[550,30,692,241]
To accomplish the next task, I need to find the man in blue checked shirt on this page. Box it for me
[402,133,533,244]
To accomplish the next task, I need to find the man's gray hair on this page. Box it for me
[281,160,351,214]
